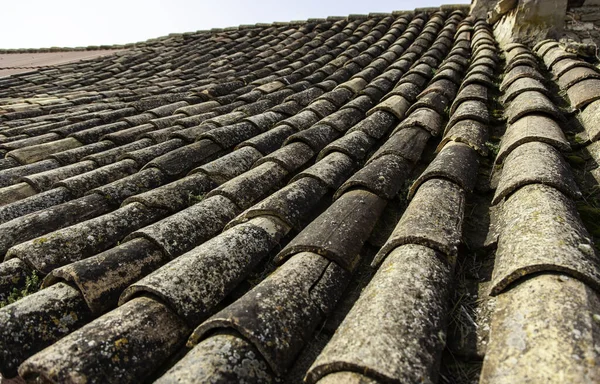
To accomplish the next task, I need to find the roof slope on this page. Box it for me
[0,50,125,77]
[0,3,599,384]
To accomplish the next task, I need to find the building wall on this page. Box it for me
[565,1,600,47]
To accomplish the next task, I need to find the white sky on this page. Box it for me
[1,0,470,49]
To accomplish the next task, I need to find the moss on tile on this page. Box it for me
[188,192,205,205]
[0,270,41,308]
[398,177,416,203]
[576,202,600,239]
[484,141,500,158]
[566,154,587,166]
[489,108,504,120]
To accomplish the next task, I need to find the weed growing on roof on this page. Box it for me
[484,141,500,158]
[188,192,206,205]
[448,289,479,346]
[439,354,482,384]
[0,271,41,308]
[574,134,588,145]
[575,183,600,249]
[448,250,484,346]
[490,109,504,119]
[577,202,600,238]
[558,88,568,98]
[565,133,588,147]
[566,154,586,166]
[398,177,416,204]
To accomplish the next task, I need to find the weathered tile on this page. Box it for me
[0,158,60,188]
[0,257,29,302]
[0,283,93,378]
[207,162,288,210]
[493,141,580,204]
[144,139,223,177]
[578,98,600,141]
[156,333,274,384]
[318,130,376,161]
[49,140,115,165]
[552,58,597,78]
[124,172,216,213]
[567,79,600,109]
[0,193,112,258]
[277,190,386,271]
[336,154,413,200]
[557,66,600,90]
[44,238,167,314]
[410,141,479,196]
[127,195,238,258]
[306,245,452,384]
[491,184,600,295]
[84,139,152,166]
[7,202,167,274]
[19,297,189,384]
[438,118,489,155]
[372,127,431,162]
[534,40,558,56]
[316,372,380,384]
[542,47,577,70]
[192,252,350,374]
[291,152,355,189]
[0,9,503,384]
[450,83,488,114]
[505,91,563,124]
[393,108,443,136]
[504,55,538,72]
[501,77,549,104]
[193,146,262,184]
[255,142,314,172]
[373,178,464,266]
[6,137,82,164]
[230,176,328,230]
[367,95,411,120]
[447,100,489,129]
[481,274,600,384]
[122,216,289,326]
[499,66,545,92]
[496,114,569,164]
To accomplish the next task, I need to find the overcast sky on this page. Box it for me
[1,0,469,49]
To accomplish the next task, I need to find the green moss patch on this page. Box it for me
[0,270,41,308]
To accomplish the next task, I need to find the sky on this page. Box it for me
[0,0,469,49]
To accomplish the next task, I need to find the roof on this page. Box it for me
[1,2,600,383]
[0,50,126,78]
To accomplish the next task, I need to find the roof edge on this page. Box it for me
[0,4,471,53]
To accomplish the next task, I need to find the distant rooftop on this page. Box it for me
[0,50,125,77]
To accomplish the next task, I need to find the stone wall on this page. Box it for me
[491,0,569,47]
[471,0,600,53]
[564,0,600,50]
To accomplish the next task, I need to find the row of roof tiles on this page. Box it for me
[479,40,600,382]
